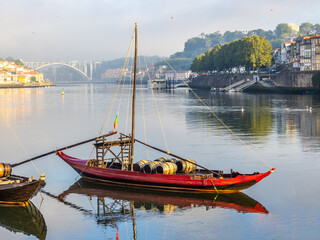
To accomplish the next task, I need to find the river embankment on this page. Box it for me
[190,69,320,94]
[0,82,55,89]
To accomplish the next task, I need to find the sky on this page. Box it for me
[1,0,320,62]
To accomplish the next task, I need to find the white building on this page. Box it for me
[164,70,191,81]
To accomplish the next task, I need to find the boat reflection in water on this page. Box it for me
[55,180,268,217]
[0,201,47,240]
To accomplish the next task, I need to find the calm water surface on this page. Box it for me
[0,83,320,240]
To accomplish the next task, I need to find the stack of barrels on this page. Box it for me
[0,163,12,178]
[133,157,196,175]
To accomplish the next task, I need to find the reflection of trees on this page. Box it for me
[185,90,320,151]
[185,90,272,138]
[251,105,272,136]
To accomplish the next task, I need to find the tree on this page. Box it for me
[191,36,272,72]
[300,22,314,35]
[312,72,320,88]
[31,76,37,82]
[270,39,283,49]
[206,32,223,46]
[5,57,15,61]
[274,23,293,38]
[14,59,24,66]
[223,31,245,43]
[313,24,320,34]
[184,37,207,58]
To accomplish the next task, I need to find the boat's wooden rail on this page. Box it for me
[94,138,131,148]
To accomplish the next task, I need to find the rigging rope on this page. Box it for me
[86,32,135,162]
[125,64,133,134]
[139,30,272,170]
[140,47,170,154]
[74,31,136,180]
[6,122,41,175]
[138,53,150,160]
[164,59,272,170]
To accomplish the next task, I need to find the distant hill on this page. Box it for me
[168,22,320,70]
[100,56,161,70]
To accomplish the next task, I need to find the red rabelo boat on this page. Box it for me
[57,24,275,194]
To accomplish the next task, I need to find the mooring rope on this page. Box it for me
[140,46,170,154]
[138,54,150,160]
[75,31,135,179]
[139,29,272,170]
[6,121,41,175]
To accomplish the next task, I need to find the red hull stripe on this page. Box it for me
[56,151,274,192]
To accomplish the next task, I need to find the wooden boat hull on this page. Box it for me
[0,176,43,205]
[57,151,275,193]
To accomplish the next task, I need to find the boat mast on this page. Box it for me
[130,23,138,171]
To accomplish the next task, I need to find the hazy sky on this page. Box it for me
[1,0,320,62]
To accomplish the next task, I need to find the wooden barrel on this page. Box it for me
[143,161,159,173]
[176,159,196,173]
[156,162,177,175]
[154,157,167,162]
[0,163,12,178]
[166,158,180,163]
[144,157,167,173]
[133,160,151,171]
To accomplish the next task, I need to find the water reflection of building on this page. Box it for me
[0,88,45,124]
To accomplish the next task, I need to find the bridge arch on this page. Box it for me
[35,63,91,81]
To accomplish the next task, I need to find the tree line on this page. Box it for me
[190,36,272,72]
[167,22,320,70]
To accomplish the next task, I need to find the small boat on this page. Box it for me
[149,78,166,89]
[57,24,274,194]
[0,201,47,240]
[0,163,45,205]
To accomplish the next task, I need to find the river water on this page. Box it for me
[0,83,320,240]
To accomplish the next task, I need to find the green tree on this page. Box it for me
[191,36,272,72]
[31,76,37,82]
[5,57,15,61]
[274,23,292,38]
[206,32,223,46]
[223,31,245,43]
[270,39,283,49]
[313,24,320,34]
[14,59,24,66]
[300,22,313,35]
[184,37,207,58]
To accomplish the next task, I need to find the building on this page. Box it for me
[0,60,44,84]
[164,70,191,81]
[278,34,320,71]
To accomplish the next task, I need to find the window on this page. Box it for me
[305,44,312,50]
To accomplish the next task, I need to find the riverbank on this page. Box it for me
[189,68,319,94]
[0,82,55,89]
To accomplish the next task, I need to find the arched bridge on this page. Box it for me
[35,63,90,81]
[24,61,101,81]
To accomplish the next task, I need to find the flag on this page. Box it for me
[114,113,119,131]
